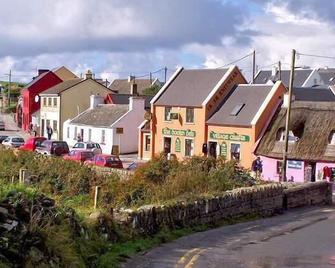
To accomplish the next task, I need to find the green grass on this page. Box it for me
[98,214,261,267]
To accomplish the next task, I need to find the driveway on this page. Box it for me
[124,205,335,268]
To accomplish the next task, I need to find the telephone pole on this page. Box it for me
[282,49,296,181]
[164,67,167,84]
[252,50,256,84]
[278,61,282,81]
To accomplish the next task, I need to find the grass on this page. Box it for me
[98,214,262,267]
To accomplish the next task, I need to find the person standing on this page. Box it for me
[46,125,53,140]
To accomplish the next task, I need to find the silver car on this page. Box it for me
[2,136,25,148]
[72,142,102,155]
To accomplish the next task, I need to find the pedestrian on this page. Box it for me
[32,124,37,137]
[252,156,263,179]
[46,125,53,140]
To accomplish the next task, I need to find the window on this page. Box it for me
[53,120,57,132]
[74,127,77,139]
[230,103,245,116]
[43,97,46,107]
[164,107,172,121]
[186,108,194,123]
[145,134,151,151]
[74,143,85,149]
[46,119,50,129]
[53,98,57,107]
[230,143,241,161]
[185,139,194,157]
[67,127,70,138]
[88,129,92,142]
[48,98,52,106]
[101,130,105,144]
[276,128,297,142]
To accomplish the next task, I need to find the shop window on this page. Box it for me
[186,108,194,123]
[164,107,172,121]
[328,130,335,145]
[185,139,194,157]
[145,134,151,151]
[230,143,240,161]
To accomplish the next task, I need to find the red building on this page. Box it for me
[19,70,62,131]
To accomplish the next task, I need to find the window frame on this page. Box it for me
[164,107,172,121]
[186,108,194,123]
[184,138,194,157]
[230,143,241,162]
[48,97,52,106]
[53,97,57,107]
[144,134,151,151]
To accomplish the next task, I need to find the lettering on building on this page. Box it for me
[162,127,196,138]
[209,131,250,142]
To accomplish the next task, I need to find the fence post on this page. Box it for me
[94,186,100,210]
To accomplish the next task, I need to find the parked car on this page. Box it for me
[63,150,94,163]
[35,140,70,156]
[84,154,123,169]
[0,121,5,131]
[2,136,25,148]
[0,135,8,143]
[72,142,102,155]
[20,137,47,151]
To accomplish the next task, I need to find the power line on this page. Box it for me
[297,52,335,60]
[216,51,257,69]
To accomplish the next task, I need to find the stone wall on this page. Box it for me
[283,181,332,209]
[114,182,332,234]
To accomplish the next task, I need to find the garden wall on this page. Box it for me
[115,182,332,234]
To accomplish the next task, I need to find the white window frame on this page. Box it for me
[185,108,195,124]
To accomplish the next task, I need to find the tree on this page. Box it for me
[143,84,162,96]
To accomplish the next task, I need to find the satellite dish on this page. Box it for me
[35,95,40,103]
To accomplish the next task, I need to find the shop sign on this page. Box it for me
[287,160,302,169]
[175,138,181,152]
[209,131,250,142]
[220,142,227,157]
[162,127,196,138]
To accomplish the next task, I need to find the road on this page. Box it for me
[0,113,30,139]
[124,205,335,268]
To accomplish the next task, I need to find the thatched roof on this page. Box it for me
[256,101,335,161]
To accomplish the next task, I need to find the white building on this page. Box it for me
[63,96,146,154]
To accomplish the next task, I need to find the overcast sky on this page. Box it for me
[1,0,335,82]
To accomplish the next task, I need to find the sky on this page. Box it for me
[1,0,335,83]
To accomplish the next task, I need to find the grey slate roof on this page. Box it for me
[70,104,129,127]
[109,79,154,95]
[317,68,335,86]
[206,84,273,126]
[41,78,82,95]
[293,87,335,102]
[112,94,153,109]
[254,69,312,87]
[155,68,229,107]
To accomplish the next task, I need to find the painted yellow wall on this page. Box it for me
[59,79,111,139]
[207,125,255,168]
[54,67,78,81]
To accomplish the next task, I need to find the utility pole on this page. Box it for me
[282,49,296,182]
[149,72,152,84]
[252,50,256,84]
[8,69,11,108]
[278,61,282,81]
[164,67,167,84]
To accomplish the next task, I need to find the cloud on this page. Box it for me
[0,0,250,57]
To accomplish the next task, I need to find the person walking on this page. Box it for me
[46,125,53,140]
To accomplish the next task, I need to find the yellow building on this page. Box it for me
[138,66,247,160]
[39,71,112,140]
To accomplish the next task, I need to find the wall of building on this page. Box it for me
[40,96,61,139]
[316,162,335,182]
[260,156,305,182]
[54,67,77,81]
[207,125,255,168]
[139,132,151,160]
[302,69,323,87]
[60,79,111,140]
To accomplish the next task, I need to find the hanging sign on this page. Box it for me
[209,131,250,142]
[287,160,302,169]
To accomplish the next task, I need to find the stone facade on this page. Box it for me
[115,182,332,234]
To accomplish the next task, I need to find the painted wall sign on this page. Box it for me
[175,137,181,152]
[162,127,196,138]
[220,142,227,157]
[209,131,250,142]
[287,160,302,169]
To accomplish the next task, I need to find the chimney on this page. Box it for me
[90,95,105,109]
[282,93,295,108]
[85,70,93,79]
[129,96,145,111]
[128,75,135,83]
[38,69,49,76]
[131,83,138,95]
[272,66,278,77]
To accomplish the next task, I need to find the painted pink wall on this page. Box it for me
[260,156,305,183]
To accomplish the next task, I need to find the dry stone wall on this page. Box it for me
[114,182,332,234]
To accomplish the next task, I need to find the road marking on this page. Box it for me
[175,248,201,267]
[184,248,207,268]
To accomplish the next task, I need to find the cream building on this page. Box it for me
[39,71,112,140]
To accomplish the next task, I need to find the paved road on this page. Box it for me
[124,205,335,268]
[0,113,29,139]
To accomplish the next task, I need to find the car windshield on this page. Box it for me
[12,138,24,143]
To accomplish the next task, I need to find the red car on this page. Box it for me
[20,137,47,151]
[63,150,94,163]
[84,154,123,169]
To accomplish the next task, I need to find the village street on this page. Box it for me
[125,205,335,268]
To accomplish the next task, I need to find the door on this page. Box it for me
[310,162,316,182]
[164,137,171,154]
[209,142,217,158]
[41,119,45,137]
[305,162,316,182]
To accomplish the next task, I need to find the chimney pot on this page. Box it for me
[85,70,93,79]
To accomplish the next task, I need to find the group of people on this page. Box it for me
[29,123,53,140]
